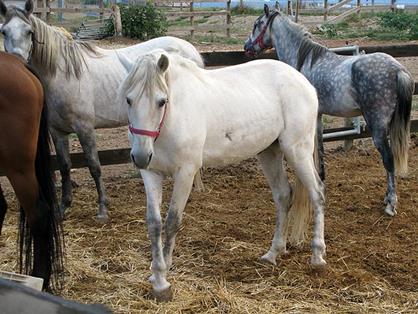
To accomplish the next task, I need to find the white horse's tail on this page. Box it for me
[287,135,322,246]
[287,177,312,246]
[390,70,414,178]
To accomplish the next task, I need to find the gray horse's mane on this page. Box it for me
[280,17,328,71]
[6,7,99,78]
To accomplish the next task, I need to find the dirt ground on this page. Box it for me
[0,15,418,314]
[1,138,417,313]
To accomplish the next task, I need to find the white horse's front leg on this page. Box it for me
[163,166,196,271]
[140,170,170,298]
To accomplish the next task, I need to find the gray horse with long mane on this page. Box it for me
[0,0,204,221]
[245,5,414,216]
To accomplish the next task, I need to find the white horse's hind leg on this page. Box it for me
[257,143,292,265]
[287,147,326,269]
[141,170,171,298]
[163,166,197,270]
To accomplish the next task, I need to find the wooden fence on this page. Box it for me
[44,43,417,170]
[155,0,231,39]
[284,0,418,25]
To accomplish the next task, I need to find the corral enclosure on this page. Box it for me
[0,1,418,313]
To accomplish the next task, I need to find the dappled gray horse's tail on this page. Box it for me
[390,71,414,177]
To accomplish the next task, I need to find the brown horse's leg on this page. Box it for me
[0,184,7,235]
[8,171,52,289]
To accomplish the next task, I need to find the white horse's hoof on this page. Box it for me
[310,257,327,272]
[384,204,397,216]
[153,285,173,302]
[260,252,277,265]
[148,274,155,283]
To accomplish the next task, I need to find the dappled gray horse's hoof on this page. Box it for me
[384,203,397,216]
[153,286,173,302]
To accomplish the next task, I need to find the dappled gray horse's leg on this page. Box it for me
[317,114,326,182]
[370,127,397,216]
[50,129,72,216]
[74,126,108,222]
[257,144,292,265]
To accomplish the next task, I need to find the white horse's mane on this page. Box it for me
[120,51,201,102]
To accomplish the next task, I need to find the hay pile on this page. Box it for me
[1,143,417,313]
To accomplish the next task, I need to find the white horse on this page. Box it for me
[0,0,204,221]
[118,50,325,301]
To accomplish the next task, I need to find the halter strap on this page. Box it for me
[251,11,280,50]
[128,103,168,139]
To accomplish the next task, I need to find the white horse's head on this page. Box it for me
[0,0,34,61]
[118,50,170,169]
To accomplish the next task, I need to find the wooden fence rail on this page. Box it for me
[200,44,418,66]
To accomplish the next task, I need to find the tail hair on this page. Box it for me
[288,134,324,245]
[18,90,64,292]
[390,70,413,178]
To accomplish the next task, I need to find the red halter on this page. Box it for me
[128,104,167,139]
[250,12,280,50]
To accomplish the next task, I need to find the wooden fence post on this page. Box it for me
[112,5,122,37]
[324,0,328,21]
[190,1,194,40]
[356,0,361,15]
[295,0,300,22]
[99,0,104,21]
[226,0,231,38]
[391,0,396,11]
[287,0,291,16]
[58,0,64,22]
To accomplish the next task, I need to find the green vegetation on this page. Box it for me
[107,2,167,40]
[315,11,418,41]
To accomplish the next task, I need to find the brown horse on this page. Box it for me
[0,52,64,291]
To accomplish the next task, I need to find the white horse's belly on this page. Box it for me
[202,112,281,167]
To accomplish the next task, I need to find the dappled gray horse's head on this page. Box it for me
[244,4,280,56]
[0,0,34,61]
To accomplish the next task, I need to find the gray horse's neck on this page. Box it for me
[270,17,335,74]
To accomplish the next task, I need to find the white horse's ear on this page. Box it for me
[264,4,270,16]
[117,52,134,72]
[24,0,34,16]
[157,54,169,73]
[0,1,7,17]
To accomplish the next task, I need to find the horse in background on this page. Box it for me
[0,0,204,222]
[118,50,324,301]
[0,52,64,291]
[244,5,414,216]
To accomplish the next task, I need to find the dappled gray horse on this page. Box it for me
[0,0,204,221]
[245,5,414,216]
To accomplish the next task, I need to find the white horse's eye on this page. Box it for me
[157,98,167,107]
[127,97,132,106]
